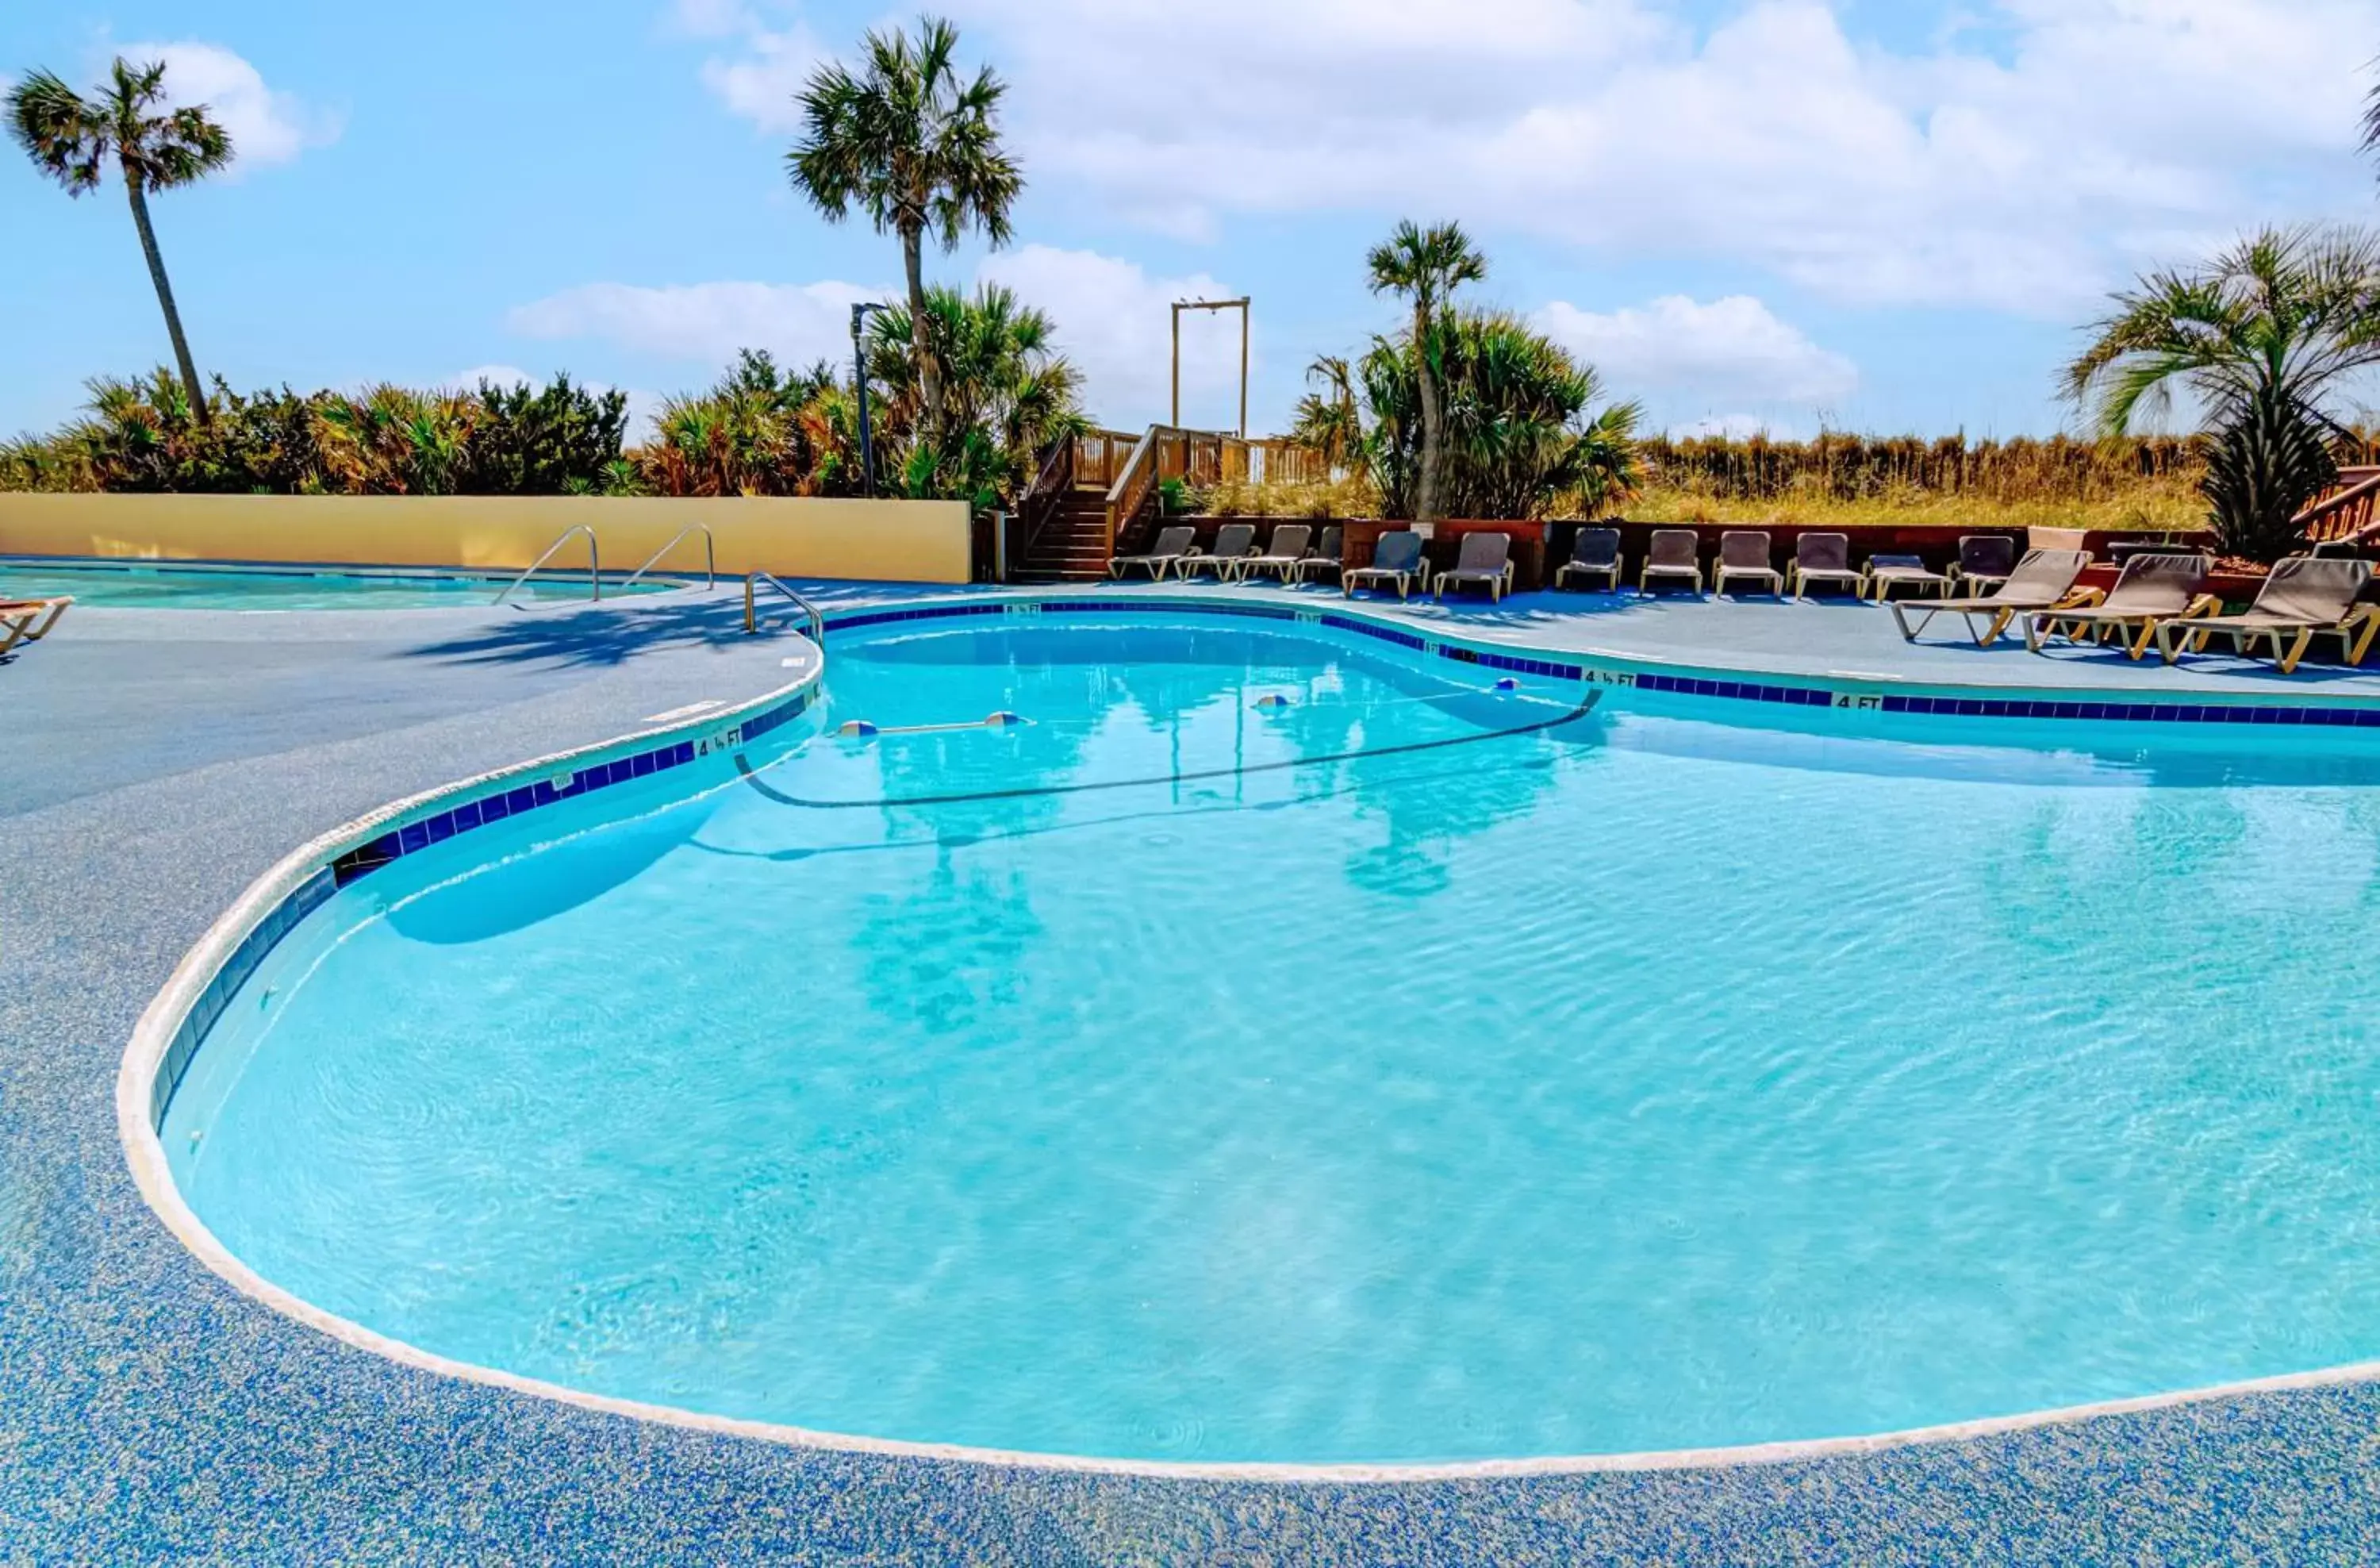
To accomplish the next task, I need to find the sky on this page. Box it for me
[5,0,2379,446]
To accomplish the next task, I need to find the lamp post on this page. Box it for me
[1170,297,1251,436]
[850,301,894,497]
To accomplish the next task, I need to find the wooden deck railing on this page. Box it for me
[1102,425,1254,548]
[2298,466,2380,546]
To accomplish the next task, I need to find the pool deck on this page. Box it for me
[8,582,2380,1563]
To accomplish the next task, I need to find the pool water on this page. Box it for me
[0,559,680,610]
[169,616,2380,1465]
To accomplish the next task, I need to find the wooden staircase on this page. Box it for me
[2297,467,2380,548]
[1012,486,1114,583]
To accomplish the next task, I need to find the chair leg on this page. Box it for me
[2275,628,2310,674]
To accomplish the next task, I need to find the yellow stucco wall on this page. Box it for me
[0,494,974,584]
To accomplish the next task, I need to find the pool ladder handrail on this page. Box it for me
[744,571,824,644]
[620,525,716,593]
[494,525,600,607]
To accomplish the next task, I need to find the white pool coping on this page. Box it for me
[115,592,2380,1484]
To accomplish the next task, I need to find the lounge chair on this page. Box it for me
[1864,553,1953,601]
[1554,526,1622,592]
[1238,524,1314,584]
[2154,555,2378,674]
[1294,525,1345,585]
[1952,535,2019,594]
[2026,551,2218,659]
[1435,532,1514,602]
[1344,531,1430,600]
[1714,531,1783,598]
[1890,550,2092,647]
[1786,532,1862,600]
[1640,529,1703,594]
[0,596,71,659]
[1109,525,1196,581]
[1176,523,1259,581]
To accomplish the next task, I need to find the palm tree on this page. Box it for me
[868,282,1086,503]
[1366,220,1486,521]
[8,58,233,424]
[789,17,1022,451]
[2063,226,2380,560]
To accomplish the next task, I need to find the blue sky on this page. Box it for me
[6,0,2378,445]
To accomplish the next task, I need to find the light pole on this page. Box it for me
[1171,297,1251,436]
[850,301,894,497]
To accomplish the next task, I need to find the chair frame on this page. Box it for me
[0,596,71,658]
[1639,530,1704,594]
[1555,527,1623,593]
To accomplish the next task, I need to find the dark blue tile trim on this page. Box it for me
[152,864,335,1126]
[1316,613,1428,651]
[823,603,1003,633]
[816,595,2380,727]
[323,690,810,893]
[159,683,820,1128]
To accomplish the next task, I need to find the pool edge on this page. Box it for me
[116,589,2380,1484]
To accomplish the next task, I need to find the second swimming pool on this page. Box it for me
[1,557,684,610]
[160,613,2380,1466]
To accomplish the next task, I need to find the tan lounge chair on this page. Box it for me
[1714,531,1783,597]
[1238,524,1313,584]
[1952,535,2019,594]
[1345,531,1430,599]
[1109,525,1196,581]
[1436,532,1514,602]
[1177,523,1259,581]
[1555,527,1622,591]
[1891,550,2092,647]
[1786,532,1862,599]
[2027,551,2218,659]
[1293,525,1345,585]
[0,596,71,659]
[1864,553,1953,601]
[1640,528,1703,594]
[2154,555,2378,674]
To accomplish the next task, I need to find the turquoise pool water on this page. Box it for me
[168,616,2380,1465]
[0,558,679,609]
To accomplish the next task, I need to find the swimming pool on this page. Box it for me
[0,557,685,610]
[150,608,2380,1469]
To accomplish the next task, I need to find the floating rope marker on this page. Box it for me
[838,713,1033,741]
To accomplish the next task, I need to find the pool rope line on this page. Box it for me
[687,744,1557,868]
[734,691,1603,809]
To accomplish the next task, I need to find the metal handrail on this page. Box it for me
[621,525,716,592]
[494,525,600,606]
[743,571,824,643]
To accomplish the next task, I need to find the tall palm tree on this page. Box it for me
[8,58,233,425]
[789,17,1022,451]
[2063,226,2380,560]
[1366,220,1486,521]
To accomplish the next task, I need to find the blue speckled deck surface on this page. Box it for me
[8,581,2380,1564]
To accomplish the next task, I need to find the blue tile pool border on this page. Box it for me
[146,678,820,1130]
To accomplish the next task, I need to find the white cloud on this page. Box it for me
[446,364,536,392]
[683,0,2380,313]
[978,244,1245,429]
[1677,412,1794,440]
[511,247,1250,431]
[680,3,825,133]
[1537,295,1858,409]
[505,279,882,368]
[120,42,340,169]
